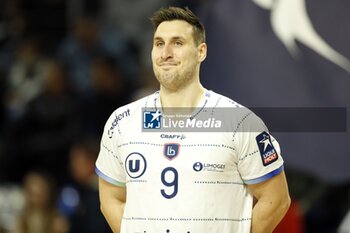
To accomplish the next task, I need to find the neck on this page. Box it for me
[159,80,205,108]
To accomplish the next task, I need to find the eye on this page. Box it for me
[174,41,183,46]
[155,41,164,47]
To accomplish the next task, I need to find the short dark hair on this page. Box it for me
[149,6,206,45]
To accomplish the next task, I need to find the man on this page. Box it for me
[96,6,290,233]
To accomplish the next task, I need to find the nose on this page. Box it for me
[161,44,173,60]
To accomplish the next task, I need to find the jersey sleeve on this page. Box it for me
[95,111,126,186]
[234,110,284,185]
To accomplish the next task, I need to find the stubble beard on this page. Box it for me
[155,67,196,91]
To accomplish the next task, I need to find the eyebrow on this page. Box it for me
[153,36,185,41]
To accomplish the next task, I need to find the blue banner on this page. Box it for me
[199,0,350,183]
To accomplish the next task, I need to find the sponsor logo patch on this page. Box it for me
[192,162,225,172]
[163,143,180,160]
[125,152,147,178]
[160,134,186,140]
[108,109,130,138]
[256,131,278,166]
[193,162,203,172]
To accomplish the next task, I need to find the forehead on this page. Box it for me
[154,20,194,40]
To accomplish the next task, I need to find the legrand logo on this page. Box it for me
[108,109,130,138]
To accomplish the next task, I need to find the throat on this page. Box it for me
[159,84,206,109]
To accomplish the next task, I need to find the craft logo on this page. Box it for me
[160,134,186,140]
[125,152,147,178]
[256,131,278,166]
[163,143,180,160]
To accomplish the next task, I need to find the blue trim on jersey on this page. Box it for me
[95,167,126,187]
[244,166,284,185]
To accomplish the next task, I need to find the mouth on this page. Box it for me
[159,62,178,69]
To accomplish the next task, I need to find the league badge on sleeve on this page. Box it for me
[256,131,278,166]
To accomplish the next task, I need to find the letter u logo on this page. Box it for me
[128,160,140,173]
[125,152,147,179]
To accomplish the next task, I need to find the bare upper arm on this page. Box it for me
[247,170,290,202]
[98,177,126,232]
[98,177,126,203]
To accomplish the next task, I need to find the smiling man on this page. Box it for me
[96,6,290,233]
[152,19,205,94]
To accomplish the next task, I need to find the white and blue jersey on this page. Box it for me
[95,90,284,233]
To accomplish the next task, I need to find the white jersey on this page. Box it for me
[96,90,284,233]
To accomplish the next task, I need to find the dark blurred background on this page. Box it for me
[0,0,349,232]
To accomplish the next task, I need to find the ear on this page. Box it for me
[198,43,207,62]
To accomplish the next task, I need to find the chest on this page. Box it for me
[116,132,237,180]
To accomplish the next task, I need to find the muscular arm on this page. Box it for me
[248,171,291,233]
[98,178,126,233]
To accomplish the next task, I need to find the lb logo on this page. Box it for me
[163,143,180,160]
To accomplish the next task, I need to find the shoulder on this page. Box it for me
[208,90,266,131]
[110,91,158,118]
[103,92,159,137]
[207,90,243,108]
